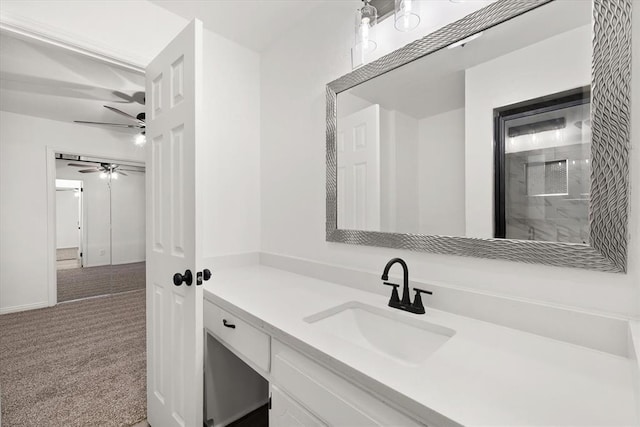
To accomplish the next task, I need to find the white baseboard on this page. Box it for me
[0,301,49,315]
[259,252,631,357]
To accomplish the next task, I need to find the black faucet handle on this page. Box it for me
[412,288,432,314]
[382,282,401,306]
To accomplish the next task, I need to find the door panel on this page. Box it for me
[336,104,381,231]
[146,19,203,427]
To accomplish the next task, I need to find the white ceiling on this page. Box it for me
[0,33,145,131]
[0,0,350,127]
[149,0,351,52]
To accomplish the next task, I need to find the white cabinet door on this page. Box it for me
[145,19,204,427]
[270,385,325,427]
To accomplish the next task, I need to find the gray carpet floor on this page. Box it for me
[57,262,146,303]
[0,290,146,426]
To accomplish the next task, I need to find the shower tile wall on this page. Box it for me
[505,143,590,243]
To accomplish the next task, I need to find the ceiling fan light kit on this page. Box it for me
[73,91,146,146]
[66,160,146,179]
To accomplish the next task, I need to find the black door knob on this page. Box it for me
[203,269,212,281]
[173,269,193,286]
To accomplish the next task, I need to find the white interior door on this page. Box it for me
[146,19,204,427]
[337,104,381,230]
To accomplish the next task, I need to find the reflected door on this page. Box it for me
[494,88,591,243]
[109,164,146,296]
[337,104,381,231]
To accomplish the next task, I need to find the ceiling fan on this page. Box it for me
[67,162,143,179]
[74,91,146,144]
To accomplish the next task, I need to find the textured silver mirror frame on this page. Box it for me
[326,0,631,273]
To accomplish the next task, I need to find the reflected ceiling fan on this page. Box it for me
[67,161,143,179]
[74,91,146,144]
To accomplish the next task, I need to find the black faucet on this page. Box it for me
[381,257,432,315]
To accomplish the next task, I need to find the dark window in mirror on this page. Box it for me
[493,87,591,242]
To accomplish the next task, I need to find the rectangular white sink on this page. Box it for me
[304,301,455,365]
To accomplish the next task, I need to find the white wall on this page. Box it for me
[465,25,592,238]
[200,30,261,259]
[0,111,145,312]
[393,111,420,233]
[111,171,146,265]
[260,5,639,320]
[418,108,465,236]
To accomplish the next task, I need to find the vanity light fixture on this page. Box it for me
[394,0,420,32]
[446,31,483,49]
[356,0,378,53]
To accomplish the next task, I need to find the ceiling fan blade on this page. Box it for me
[113,91,145,105]
[74,120,143,129]
[117,171,129,176]
[119,168,144,172]
[132,91,145,105]
[67,162,99,168]
[78,169,100,173]
[104,105,145,125]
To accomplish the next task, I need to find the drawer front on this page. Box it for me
[270,385,326,427]
[271,340,422,426]
[204,300,270,373]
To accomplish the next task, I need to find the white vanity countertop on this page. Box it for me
[203,265,639,427]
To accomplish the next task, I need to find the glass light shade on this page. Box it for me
[100,172,108,179]
[355,1,377,53]
[111,172,118,180]
[395,0,420,32]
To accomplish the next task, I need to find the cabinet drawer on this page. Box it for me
[204,300,270,373]
[271,339,421,426]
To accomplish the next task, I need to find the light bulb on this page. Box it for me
[111,172,119,180]
[100,172,108,179]
[360,17,371,49]
[355,1,377,53]
[395,0,420,32]
[135,133,147,146]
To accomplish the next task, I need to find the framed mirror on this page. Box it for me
[326,0,631,272]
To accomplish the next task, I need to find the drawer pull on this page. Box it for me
[222,319,236,329]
